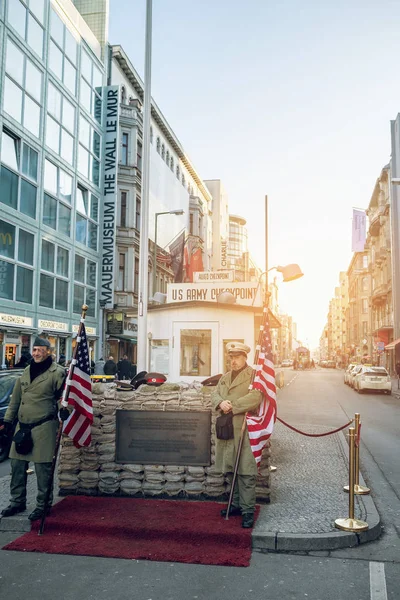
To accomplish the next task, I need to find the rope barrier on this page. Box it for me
[276,416,354,437]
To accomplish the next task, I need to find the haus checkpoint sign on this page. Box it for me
[167,282,262,306]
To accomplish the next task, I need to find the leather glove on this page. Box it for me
[59,408,70,422]
[0,421,13,436]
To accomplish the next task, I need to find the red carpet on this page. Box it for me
[3,497,258,567]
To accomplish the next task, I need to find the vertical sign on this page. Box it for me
[101,86,119,308]
[351,209,366,252]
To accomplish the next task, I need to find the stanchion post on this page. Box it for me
[335,427,368,532]
[344,413,370,495]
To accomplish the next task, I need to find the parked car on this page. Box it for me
[0,369,24,462]
[344,363,358,385]
[326,360,336,368]
[353,366,392,394]
[348,364,363,388]
[280,359,292,368]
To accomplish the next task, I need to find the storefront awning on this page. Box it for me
[384,337,400,350]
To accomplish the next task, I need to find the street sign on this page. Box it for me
[377,341,385,353]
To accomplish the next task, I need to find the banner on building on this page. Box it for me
[351,209,366,252]
[100,86,119,309]
[169,231,186,282]
[184,237,204,282]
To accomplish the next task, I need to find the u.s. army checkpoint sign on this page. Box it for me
[166,282,262,306]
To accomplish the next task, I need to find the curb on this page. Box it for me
[251,431,382,553]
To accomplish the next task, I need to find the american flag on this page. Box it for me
[247,307,277,466]
[63,323,93,447]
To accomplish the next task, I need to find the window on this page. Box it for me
[79,47,103,123]
[135,197,141,230]
[156,137,160,153]
[362,322,368,337]
[4,38,42,137]
[7,0,44,58]
[78,115,100,186]
[137,142,142,170]
[362,298,368,314]
[121,86,126,104]
[46,82,75,163]
[362,255,368,269]
[134,257,139,294]
[39,239,69,310]
[0,219,34,304]
[161,144,165,160]
[170,156,174,171]
[180,329,211,377]
[166,150,169,164]
[121,133,129,165]
[75,185,99,250]
[176,165,180,179]
[43,159,72,235]
[49,8,77,95]
[73,254,96,316]
[150,127,153,144]
[120,191,127,227]
[118,253,125,290]
[362,277,368,292]
[0,130,38,219]
[189,213,194,235]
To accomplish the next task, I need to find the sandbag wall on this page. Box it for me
[58,382,271,502]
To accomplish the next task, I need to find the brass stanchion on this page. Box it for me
[335,427,368,532]
[344,413,370,495]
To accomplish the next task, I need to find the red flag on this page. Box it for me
[63,323,93,447]
[246,307,277,466]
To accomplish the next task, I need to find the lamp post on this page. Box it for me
[152,209,184,297]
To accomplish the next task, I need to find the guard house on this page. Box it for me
[147,280,280,382]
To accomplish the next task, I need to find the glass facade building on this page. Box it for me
[0,0,106,366]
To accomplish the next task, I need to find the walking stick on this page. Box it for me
[225,306,267,520]
[39,305,88,535]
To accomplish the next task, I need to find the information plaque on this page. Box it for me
[116,410,211,466]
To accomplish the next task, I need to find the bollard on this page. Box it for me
[344,413,370,495]
[335,427,368,532]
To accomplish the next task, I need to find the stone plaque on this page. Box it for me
[116,410,211,466]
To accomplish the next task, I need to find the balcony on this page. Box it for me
[371,283,389,305]
[374,248,388,265]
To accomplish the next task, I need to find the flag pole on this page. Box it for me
[39,304,89,535]
[225,305,268,520]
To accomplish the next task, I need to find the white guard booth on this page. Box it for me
[147,281,280,383]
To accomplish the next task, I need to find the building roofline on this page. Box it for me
[111,45,212,203]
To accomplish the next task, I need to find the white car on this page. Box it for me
[348,365,363,388]
[353,366,392,394]
[344,363,358,385]
[281,359,292,368]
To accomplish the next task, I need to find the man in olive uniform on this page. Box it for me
[211,342,262,528]
[0,337,66,521]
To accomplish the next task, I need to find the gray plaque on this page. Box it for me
[116,410,211,466]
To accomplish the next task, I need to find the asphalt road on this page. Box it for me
[0,368,398,600]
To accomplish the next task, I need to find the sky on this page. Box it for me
[109,0,400,348]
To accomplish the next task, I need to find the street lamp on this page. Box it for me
[152,209,184,297]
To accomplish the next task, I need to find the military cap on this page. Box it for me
[130,371,148,390]
[226,341,251,356]
[33,336,51,348]
[146,372,167,386]
[202,374,223,387]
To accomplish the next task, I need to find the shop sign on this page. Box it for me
[123,318,138,337]
[100,85,120,310]
[73,325,96,335]
[38,319,68,332]
[4,333,21,344]
[193,270,233,283]
[167,282,262,306]
[0,313,33,327]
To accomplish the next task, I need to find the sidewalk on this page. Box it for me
[392,377,400,397]
[0,418,381,553]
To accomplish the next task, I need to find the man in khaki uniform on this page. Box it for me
[211,342,262,528]
[0,337,66,521]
